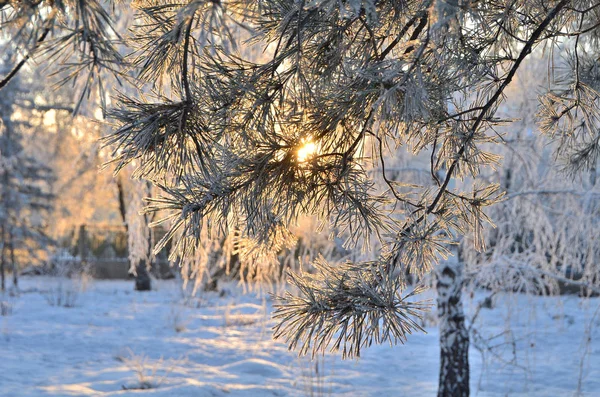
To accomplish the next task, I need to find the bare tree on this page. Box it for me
[0,61,54,291]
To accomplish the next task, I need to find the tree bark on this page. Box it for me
[134,260,151,291]
[9,230,17,289]
[0,254,4,291]
[116,176,127,229]
[437,259,469,397]
[0,226,5,292]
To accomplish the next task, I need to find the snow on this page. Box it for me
[0,277,598,396]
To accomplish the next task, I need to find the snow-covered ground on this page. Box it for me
[0,276,598,396]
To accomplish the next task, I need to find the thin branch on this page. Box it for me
[425,0,568,219]
[0,23,53,90]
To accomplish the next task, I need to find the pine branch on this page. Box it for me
[401,0,570,236]
[0,22,53,90]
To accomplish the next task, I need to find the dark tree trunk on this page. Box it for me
[134,260,152,291]
[78,225,88,263]
[116,176,128,228]
[9,231,17,289]
[0,227,5,292]
[437,260,469,397]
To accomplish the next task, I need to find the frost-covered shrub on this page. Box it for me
[42,254,92,307]
[0,301,12,316]
[47,250,84,278]
[43,282,79,308]
[297,355,333,397]
[167,305,189,333]
[117,349,175,390]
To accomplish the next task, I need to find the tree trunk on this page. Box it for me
[0,254,4,291]
[116,176,127,229]
[134,260,152,291]
[437,259,469,397]
[116,177,152,291]
[134,224,153,291]
[78,225,88,263]
[0,226,5,292]
[9,230,17,289]
[136,182,154,291]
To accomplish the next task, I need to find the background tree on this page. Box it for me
[463,57,600,299]
[118,178,155,291]
[1,2,169,290]
[455,59,600,393]
[0,61,54,291]
[0,0,124,113]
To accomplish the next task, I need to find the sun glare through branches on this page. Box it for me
[297,140,317,163]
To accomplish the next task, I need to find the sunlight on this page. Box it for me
[71,126,84,141]
[297,140,317,163]
[42,109,56,127]
[94,108,104,121]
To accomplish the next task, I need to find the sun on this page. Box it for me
[297,140,317,162]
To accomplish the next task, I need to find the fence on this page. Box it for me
[57,224,174,279]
